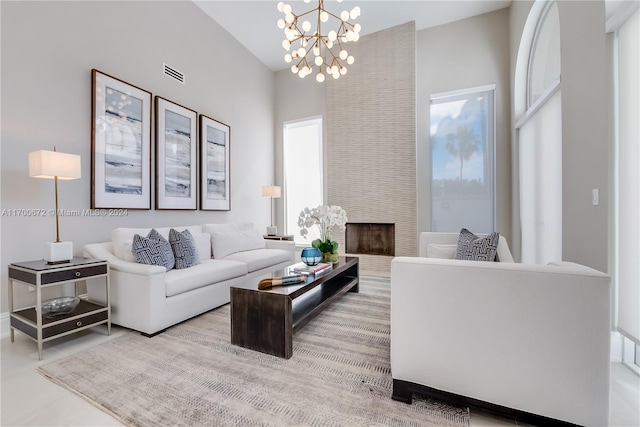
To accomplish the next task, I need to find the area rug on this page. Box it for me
[39,276,469,427]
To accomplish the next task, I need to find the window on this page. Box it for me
[516,0,562,264]
[430,86,495,233]
[283,117,323,245]
[527,1,561,107]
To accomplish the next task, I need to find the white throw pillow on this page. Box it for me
[210,228,266,259]
[426,244,457,259]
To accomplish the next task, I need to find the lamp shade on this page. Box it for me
[29,150,81,180]
[262,185,281,198]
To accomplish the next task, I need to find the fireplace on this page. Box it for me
[345,223,395,256]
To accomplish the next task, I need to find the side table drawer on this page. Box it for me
[11,310,108,340]
[41,264,107,284]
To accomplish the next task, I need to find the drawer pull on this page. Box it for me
[76,321,83,327]
[74,271,82,278]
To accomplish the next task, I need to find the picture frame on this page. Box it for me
[91,69,152,209]
[155,97,198,210]
[200,115,231,211]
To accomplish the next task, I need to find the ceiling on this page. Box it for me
[194,0,634,72]
[194,0,512,72]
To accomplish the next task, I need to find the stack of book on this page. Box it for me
[291,262,333,276]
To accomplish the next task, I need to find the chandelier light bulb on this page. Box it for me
[333,71,340,79]
[298,69,306,78]
[347,55,354,65]
[354,23,362,33]
[328,30,337,41]
[351,6,361,19]
[285,54,292,63]
[304,0,311,3]
[340,10,349,21]
[320,11,329,22]
[292,64,299,73]
[277,19,286,29]
[314,56,324,66]
[285,13,294,24]
[353,33,360,42]
[337,0,343,3]
[302,20,311,32]
[316,73,325,82]
[313,44,320,56]
[297,47,306,57]
[345,30,353,41]
[282,39,291,50]
[340,66,347,75]
[339,49,348,60]
[283,4,292,14]
[277,2,285,12]
[327,40,334,49]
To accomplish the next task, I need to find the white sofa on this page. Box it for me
[390,232,611,427]
[84,223,295,336]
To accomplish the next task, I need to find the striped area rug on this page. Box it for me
[39,276,469,426]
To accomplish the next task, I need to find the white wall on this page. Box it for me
[0,1,275,314]
[416,8,512,243]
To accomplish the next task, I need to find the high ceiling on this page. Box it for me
[194,0,512,72]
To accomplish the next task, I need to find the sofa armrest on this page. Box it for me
[84,242,166,275]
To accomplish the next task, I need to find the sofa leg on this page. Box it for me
[391,379,413,404]
[140,329,166,338]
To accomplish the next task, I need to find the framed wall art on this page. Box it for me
[91,69,152,209]
[200,115,230,211]
[155,97,197,210]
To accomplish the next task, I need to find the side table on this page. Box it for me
[263,234,295,241]
[8,257,110,360]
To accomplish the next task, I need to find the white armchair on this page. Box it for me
[391,232,611,427]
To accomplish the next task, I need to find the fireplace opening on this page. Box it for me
[345,223,395,256]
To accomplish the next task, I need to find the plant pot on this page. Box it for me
[322,252,339,263]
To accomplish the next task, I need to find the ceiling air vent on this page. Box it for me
[163,63,185,84]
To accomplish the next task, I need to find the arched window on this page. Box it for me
[515,0,562,264]
[527,1,561,108]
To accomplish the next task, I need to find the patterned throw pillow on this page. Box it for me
[169,228,200,269]
[454,228,500,262]
[132,229,175,270]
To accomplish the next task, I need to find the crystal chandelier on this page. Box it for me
[277,0,361,82]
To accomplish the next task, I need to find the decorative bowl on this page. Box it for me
[301,247,322,266]
[42,296,80,318]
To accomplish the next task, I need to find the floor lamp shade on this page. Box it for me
[29,149,81,264]
[262,185,281,235]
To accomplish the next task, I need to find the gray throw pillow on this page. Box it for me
[455,228,499,262]
[132,229,175,270]
[169,228,200,269]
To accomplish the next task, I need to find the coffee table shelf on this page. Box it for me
[292,275,358,330]
[231,256,359,359]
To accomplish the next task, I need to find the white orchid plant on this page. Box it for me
[297,205,348,254]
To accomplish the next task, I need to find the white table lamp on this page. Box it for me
[262,185,281,236]
[29,148,81,264]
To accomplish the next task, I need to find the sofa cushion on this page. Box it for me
[455,228,499,262]
[169,228,199,269]
[112,225,204,262]
[426,244,457,259]
[210,228,266,259]
[222,248,292,273]
[165,259,248,297]
[202,222,253,235]
[132,229,175,270]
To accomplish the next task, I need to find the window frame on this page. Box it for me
[429,84,497,233]
[282,116,324,245]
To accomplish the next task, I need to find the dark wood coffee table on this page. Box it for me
[230,256,359,359]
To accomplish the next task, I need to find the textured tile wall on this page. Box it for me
[326,22,417,272]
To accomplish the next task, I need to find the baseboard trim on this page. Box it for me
[1,312,10,340]
[392,379,580,427]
